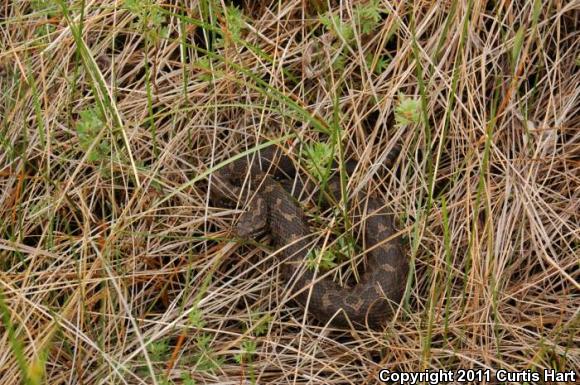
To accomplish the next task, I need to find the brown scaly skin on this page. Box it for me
[211,147,408,328]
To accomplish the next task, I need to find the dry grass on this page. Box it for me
[1,1,579,384]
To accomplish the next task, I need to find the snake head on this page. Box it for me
[235,196,268,239]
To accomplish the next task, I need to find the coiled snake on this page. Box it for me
[210,147,408,328]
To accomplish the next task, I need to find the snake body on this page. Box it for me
[211,147,408,328]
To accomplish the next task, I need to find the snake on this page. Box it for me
[210,146,408,328]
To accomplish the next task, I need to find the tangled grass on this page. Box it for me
[1,1,578,384]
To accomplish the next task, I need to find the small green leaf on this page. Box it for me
[76,107,110,162]
[196,333,211,350]
[395,93,421,127]
[181,373,197,385]
[123,0,167,44]
[192,334,224,373]
[124,0,140,14]
[512,26,525,65]
[303,142,334,183]
[225,5,246,40]
[337,237,356,260]
[242,340,257,355]
[148,339,170,362]
[235,340,257,363]
[306,248,338,271]
[365,53,388,74]
[532,0,542,26]
[247,312,271,336]
[320,14,354,43]
[333,51,347,72]
[195,57,216,82]
[27,350,48,385]
[160,26,170,39]
[354,0,382,34]
[188,307,206,329]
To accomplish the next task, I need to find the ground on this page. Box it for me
[0,1,578,384]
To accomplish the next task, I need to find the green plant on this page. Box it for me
[395,93,421,127]
[1,290,50,385]
[306,235,357,272]
[246,311,271,336]
[318,1,383,72]
[181,372,197,385]
[192,334,224,372]
[224,5,246,41]
[158,376,171,385]
[354,0,382,34]
[306,247,338,271]
[75,107,111,162]
[320,1,382,42]
[124,0,169,44]
[512,26,525,68]
[147,339,170,362]
[188,307,206,329]
[234,340,256,364]
[31,0,60,39]
[303,141,334,183]
[195,56,217,82]
[320,14,354,43]
[234,340,257,384]
[365,52,389,74]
